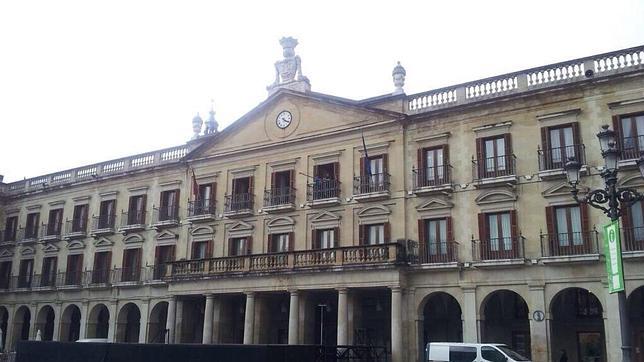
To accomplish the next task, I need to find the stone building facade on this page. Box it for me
[0,41,643,362]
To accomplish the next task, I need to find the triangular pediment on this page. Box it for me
[67,240,85,250]
[542,182,587,198]
[123,233,144,244]
[93,237,114,248]
[187,91,404,160]
[357,205,391,217]
[310,210,340,223]
[227,220,254,232]
[42,243,60,254]
[157,230,179,240]
[20,246,35,256]
[0,249,13,259]
[475,189,518,205]
[416,197,453,211]
[267,216,295,228]
[190,226,214,236]
[618,174,644,188]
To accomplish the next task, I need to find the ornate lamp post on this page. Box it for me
[564,124,644,362]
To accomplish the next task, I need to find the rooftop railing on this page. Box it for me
[407,45,644,113]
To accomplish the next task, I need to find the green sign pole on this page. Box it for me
[603,220,625,293]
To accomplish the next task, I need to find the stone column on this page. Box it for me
[528,285,549,362]
[174,299,183,343]
[243,292,255,344]
[212,297,222,344]
[605,290,629,362]
[4,305,14,351]
[337,288,348,345]
[391,287,403,362]
[52,302,62,341]
[165,297,176,344]
[138,300,149,343]
[107,301,117,342]
[202,294,215,344]
[78,301,89,340]
[288,290,299,345]
[461,287,478,343]
[29,304,37,340]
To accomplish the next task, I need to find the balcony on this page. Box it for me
[412,165,453,195]
[112,267,143,285]
[622,227,644,259]
[39,222,62,242]
[415,241,460,268]
[353,173,391,201]
[58,271,84,289]
[118,211,147,233]
[223,193,254,217]
[167,242,409,280]
[263,187,296,212]
[34,273,57,289]
[307,179,342,206]
[186,200,216,223]
[537,144,586,179]
[539,230,600,263]
[63,218,88,240]
[151,206,180,229]
[619,135,644,162]
[89,269,111,286]
[471,236,526,267]
[91,214,116,237]
[16,274,33,289]
[472,155,518,187]
[0,229,17,245]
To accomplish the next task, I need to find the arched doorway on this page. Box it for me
[147,302,168,343]
[422,292,463,346]
[60,305,81,342]
[0,307,9,351]
[87,304,110,339]
[628,286,644,362]
[11,306,31,347]
[481,290,531,358]
[116,303,140,343]
[35,306,55,341]
[550,287,606,362]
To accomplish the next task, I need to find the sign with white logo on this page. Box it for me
[602,221,625,293]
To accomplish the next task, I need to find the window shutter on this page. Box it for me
[475,137,484,177]
[540,127,550,152]
[478,213,488,241]
[612,115,623,151]
[382,154,389,174]
[174,189,180,212]
[446,217,454,242]
[311,229,317,249]
[288,232,295,251]
[580,203,590,232]
[384,222,391,242]
[106,251,112,269]
[571,122,581,147]
[417,219,426,258]
[334,227,340,248]
[289,170,295,189]
[122,251,130,269]
[270,172,276,190]
[333,162,340,180]
[232,178,238,195]
[442,145,450,166]
[510,210,519,239]
[359,157,365,178]
[140,195,147,222]
[504,133,513,173]
[210,182,217,203]
[248,176,254,195]
[154,246,160,264]
[246,236,253,255]
[206,240,213,258]
[417,148,425,172]
[227,238,233,256]
[545,206,556,236]
[621,203,633,231]
[76,255,84,274]
[358,224,365,245]
[169,245,175,262]
[134,249,142,269]
[313,165,320,178]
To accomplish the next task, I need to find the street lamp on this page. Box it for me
[564,124,644,362]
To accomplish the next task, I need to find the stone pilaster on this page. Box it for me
[391,287,403,362]
[165,297,176,344]
[202,294,215,344]
[337,288,348,345]
[288,290,299,345]
[528,284,549,362]
[243,292,255,344]
[462,286,478,343]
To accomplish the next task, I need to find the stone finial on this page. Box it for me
[267,36,311,95]
[204,101,219,135]
[392,61,406,95]
[192,113,203,140]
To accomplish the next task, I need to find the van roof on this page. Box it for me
[428,342,507,348]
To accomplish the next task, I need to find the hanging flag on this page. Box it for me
[191,169,200,199]
[362,133,372,176]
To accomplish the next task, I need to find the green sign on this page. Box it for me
[603,221,625,293]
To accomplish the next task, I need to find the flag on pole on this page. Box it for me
[362,133,372,176]
[191,169,200,199]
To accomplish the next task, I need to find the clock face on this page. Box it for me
[276,111,292,129]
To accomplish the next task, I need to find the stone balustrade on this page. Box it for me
[407,45,644,113]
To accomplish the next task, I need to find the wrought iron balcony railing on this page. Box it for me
[187,200,216,217]
[619,135,644,160]
[59,271,84,287]
[353,173,391,195]
[113,267,143,283]
[20,226,39,241]
[0,229,17,243]
[417,240,459,264]
[152,206,180,225]
[538,144,586,171]
[120,210,146,227]
[64,218,88,238]
[40,222,62,241]
[622,227,644,252]
[224,193,254,214]
[92,214,116,232]
[90,269,111,285]
[472,154,517,180]
[412,165,452,189]
[540,230,599,257]
[307,179,341,201]
[471,236,525,261]
[264,187,296,208]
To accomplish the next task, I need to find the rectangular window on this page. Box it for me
[3,216,18,242]
[72,204,89,232]
[0,261,12,289]
[197,183,216,213]
[191,240,212,259]
[366,224,385,245]
[484,136,506,173]
[41,256,57,287]
[159,189,179,220]
[229,237,248,256]
[154,245,174,279]
[312,162,340,200]
[25,212,40,239]
[425,218,448,256]
[554,205,584,246]
[616,113,644,159]
[269,233,291,253]
[421,146,447,186]
[47,208,63,235]
[487,212,513,253]
[66,254,83,285]
[127,195,147,225]
[92,251,111,283]
[98,200,116,228]
[269,170,294,205]
[548,125,576,167]
[315,229,336,249]
[231,177,253,210]
[122,248,141,282]
[18,259,34,288]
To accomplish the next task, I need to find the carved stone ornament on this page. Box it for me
[392,61,406,95]
[267,36,311,95]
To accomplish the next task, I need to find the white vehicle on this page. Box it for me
[426,342,530,362]
[75,338,109,343]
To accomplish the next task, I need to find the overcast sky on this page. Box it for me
[1,0,642,183]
